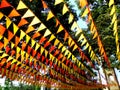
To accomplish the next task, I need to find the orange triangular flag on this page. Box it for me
[80,0,87,8]
[8,31,14,41]
[4,37,9,47]
[32,32,41,39]
[0,25,6,35]
[15,36,20,46]
[8,9,20,17]
[41,0,48,9]
[55,19,59,27]
[18,18,28,27]
[26,26,35,33]
[0,0,11,8]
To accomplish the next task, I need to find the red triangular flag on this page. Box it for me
[6,46,10,54]
[8,31,14,41]
[0,0,11,8]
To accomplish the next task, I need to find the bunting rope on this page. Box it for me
[79,0,111,67]
[109,0,120,61]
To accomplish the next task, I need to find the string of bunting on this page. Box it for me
[79,0,110,67]
[109,0,120,60]
[53,0,100,65]
[41,0,96,76]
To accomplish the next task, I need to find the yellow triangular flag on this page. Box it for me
[73,44,78,51]
[58,43,63,49]
[16,46,21,54]
[1,53,8,58]
[48,34,55,42]
[35,43,40,51]
[11,59,17,64]
[62,4,68,15]
[26,35,31,44]
[22,9,34,18]
[81,38,87,46]
[62,46,66,53]
[47,11,54,21]
[57,25,64,33]
[40,46,44,55]
[13,24,19,34]
[110,5,115,16]
[45,50,48,57]
[75,28,82,36]
[37,23,46,32]
[84,43,89,50]
[25,53,29,60]
[68,37,72,45]
[31,39,36,47]
[64,50,69,56]
[0,12,4,20]
[11,42,15,49]
[6,17,11,29]
[29,17,41,26]
[88,46,92,53]
[67,52,71,59]
[7,56,13,62]
[54,0,63,5]
[111,13,117,25]
[26,26,35,33]
[20,30,26,40]
[68,13,74,23]
[93,31,98,39]
[54,39,60,46]
[109,0,114,7]
[17,0,28,10]
[71,21,78,31]
[81,7,89,17]
[113,20,117,35]
[44,29,51,37]
[4,38,9,47]
[78,34,84,42]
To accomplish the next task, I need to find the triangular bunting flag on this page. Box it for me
[45,50,48,57]
[62,4,68,15]
[78,34,84,42]
[109,0,114,7]
[54,0,63,5]
[31,39,36,48]
[93,31,98,39]
[26,35,31,44]
[81,38,87,46]
[62,46,66,53]
[20,30,26,40]
[54,39,60,46]
[17,0,28,10]
[71,21,78,31]
[11,59,17,64]
[58,43,63,49]
[11,42,15,49]
[32,32,41,39]
[22,9,34,18]
[29,17,41,26]
[0,0,11,8]
[8,9,20,17]
[75,28,82,36]
[18,18,28,27]
[47,11,54,21]
[6,17,12,29]
[41,0,48,9]
[1,53,8,58]
[57,25,64,34]
[16,46,21,54]
[44,29,51,37]
[73,44,78,51]
[13,24,19,34]
[37,23,46,32]
[81,7,89,17]
[40,46,44,55]
[68,13,74,24]
[8,31,14,41]
[35,43,40,51]
[80,0,87,8]
[0,13,4,20]
[0,25,6,35]
[26,26,35,33]
[55,19,59,27]
[111,13,117,25]
[48,34,55,42]
[110,5,115,16]
[4,37,9,47]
